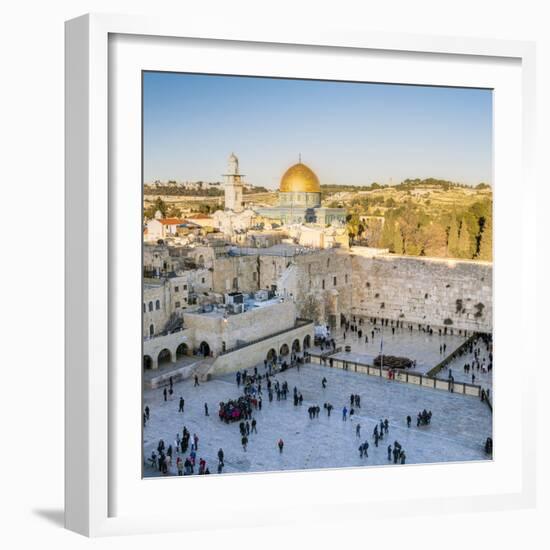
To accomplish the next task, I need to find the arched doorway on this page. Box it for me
[158,348,172,366]
[176,343,188,359]
[292,339,301,353]
[266,348,277,362]
[279,343,290,356]
[199,341,211,357]
[143,355,153,370]
[303,334,311,350]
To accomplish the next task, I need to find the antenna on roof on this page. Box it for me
[298,153,302,163]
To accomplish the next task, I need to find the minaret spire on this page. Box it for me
[298,153,302,163]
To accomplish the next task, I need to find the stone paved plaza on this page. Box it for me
[318,323,466,376]
[317,323,493,393]
[143,360,493,478]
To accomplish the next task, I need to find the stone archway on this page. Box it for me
[199,341,211,357]
[143,355,153,370]
[292,339,301,353]
[266,348,277,362]
[176,343,189,359]
[158,348,172,366]
[279,343,290,356]
[303,334,311,350]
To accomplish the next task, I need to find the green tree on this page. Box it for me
[393,226,404,254]
[457,217,473,258]
[477,216,493,261]
[447,215,459,257]
[380,217,396,249]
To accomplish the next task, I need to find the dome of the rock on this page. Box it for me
[279,162,321,193]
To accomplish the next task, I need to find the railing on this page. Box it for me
[309,352,482,398]
[217,319,314,356]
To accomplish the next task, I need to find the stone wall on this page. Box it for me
[350,250,492,332]
[183,301,297,356]
[260,249,353,328]
[209,322,314,376]
[212,255,260,294]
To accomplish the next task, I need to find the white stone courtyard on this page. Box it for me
[143,359,493,478]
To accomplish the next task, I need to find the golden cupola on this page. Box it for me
[279,162,321,193]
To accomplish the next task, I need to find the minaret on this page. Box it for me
[223,153,244,212]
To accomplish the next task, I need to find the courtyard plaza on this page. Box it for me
[313,321,463,374]
[143,361,492,477]
[316,320,492,389]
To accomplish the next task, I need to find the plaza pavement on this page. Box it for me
[143,360,492,478]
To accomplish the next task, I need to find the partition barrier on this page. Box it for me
[309,353,482,398]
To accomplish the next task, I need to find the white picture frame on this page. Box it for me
[65,13,537,537]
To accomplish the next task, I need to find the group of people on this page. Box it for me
[218,396,254,423]
[417,409,432,426]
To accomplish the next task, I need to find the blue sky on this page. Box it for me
[143,72,492,188]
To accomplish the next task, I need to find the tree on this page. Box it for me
[477,216,493,261]
[393,226,404,254]
[447,215,459,257]
[300,294,321,323]
[457,217,473,258]
[380,217,396,249]
[419,222,447,257]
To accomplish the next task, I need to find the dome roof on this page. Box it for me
[279,162,320,193]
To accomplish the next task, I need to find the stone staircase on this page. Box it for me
[193,357,217,382]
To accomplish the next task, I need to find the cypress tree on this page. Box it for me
[447,215,459,257]
[457,218,473,258]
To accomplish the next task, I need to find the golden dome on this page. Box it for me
[279,162,320,193]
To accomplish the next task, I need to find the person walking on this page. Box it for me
[179,397,185,413]
[342,406,348,421]
[278,438,284,453]
[194,374,199,387]
[387,444,392,461]
[406,415,411,428]
[241,435,248,451]
[356,424,361,438]
[251,418,257,433]
[362,441,369,458]
[163,387,167,402]
[145,406,150,420]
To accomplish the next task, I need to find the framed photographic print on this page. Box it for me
[65,13,536,536]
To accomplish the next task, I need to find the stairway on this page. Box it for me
[193,357,216,382]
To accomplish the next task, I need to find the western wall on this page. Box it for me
[349,248,492,333]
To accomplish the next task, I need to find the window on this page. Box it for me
[148,301,153,312]
[201,278,205,284]
[333,277,337,286]
[149,324,154,337]
[143,303,146,313]
[175,301,181,308]
[184,284,187,290]
[174,286,179,292]
[322,279,325,290]
[345,274,348,284]
[155,300,160,310]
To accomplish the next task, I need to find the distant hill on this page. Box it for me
[323,178,492,261]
